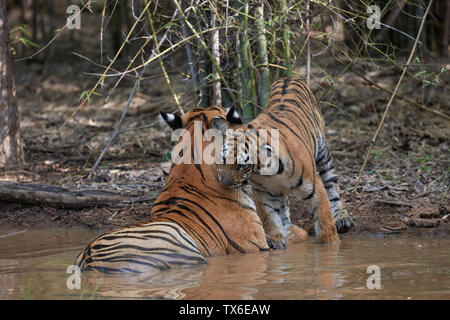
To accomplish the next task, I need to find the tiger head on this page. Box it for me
[160,106,231,132]
[214,108,279,188]
[159,106,243,172]
[216,125,254,187]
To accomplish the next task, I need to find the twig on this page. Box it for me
[376,0,407,43]
[128,196,158,203]
[382,225,407,231]
[14,1,92,62]
[179,3,199,97]
[147,4,184,115]
[57,0,154,133]
[88,60,149,180]
[349,68,450,122]
[331,53,450,121]
[117,120,160,134]
[86,10,184,177]
[104,36,153,102]
[104,8,180,102]
[79,27,225,89]
[0,229,28,239]
[353,0,434,193]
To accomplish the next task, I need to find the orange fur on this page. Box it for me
[217,78,353,245]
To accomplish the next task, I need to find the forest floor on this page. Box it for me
[0,30,449,238]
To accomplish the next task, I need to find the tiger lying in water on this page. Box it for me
[214,78,354,248]
[75,107,270,273]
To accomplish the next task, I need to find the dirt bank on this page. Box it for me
[0,37,448,238]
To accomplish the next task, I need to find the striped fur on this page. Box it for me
[217,78,354,246]
[76,107,269,273]
[75,222,207,273]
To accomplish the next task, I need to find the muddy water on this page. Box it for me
[0,227,449,300]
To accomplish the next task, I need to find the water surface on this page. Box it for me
[0,227,448,299]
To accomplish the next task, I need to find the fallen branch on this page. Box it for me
[408,218,441,228]
[382,224,407,231]
[375,200,413,207]
[0,181,154,210]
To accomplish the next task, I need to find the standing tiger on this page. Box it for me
[75,107,269,273]
[215,78,354,247]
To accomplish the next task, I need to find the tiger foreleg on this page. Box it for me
[334,208,354,233]
[280,196,307,243]
[280,195,292,226]
[254,191,287,250]
[286,224,308,244]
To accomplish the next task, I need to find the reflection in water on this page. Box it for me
[83,266,208,299]
[0,227,449,299]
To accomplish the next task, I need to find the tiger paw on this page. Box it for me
[335,210,354,233]
[266,234,287,250]
[286,224,308,244]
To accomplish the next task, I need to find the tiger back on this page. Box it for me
[75,107,269,273]
[216,78,354,246]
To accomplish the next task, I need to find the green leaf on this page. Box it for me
[414,70,426,78]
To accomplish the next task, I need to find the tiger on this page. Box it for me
[214,78,354,248]
[162,106,308,248]
[75,107,270,273]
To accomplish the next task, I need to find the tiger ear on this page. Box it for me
[211,117,229,134]
[226,107,242,124]
[160,111,182,130]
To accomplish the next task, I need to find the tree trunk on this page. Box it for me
[0,1,24,170]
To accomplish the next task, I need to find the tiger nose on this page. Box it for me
[218,173,234,186]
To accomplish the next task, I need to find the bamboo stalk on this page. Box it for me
[100,0,107,65]
[280,0,292,77]
[305,0,311,85]
[235,30,243,111]
[172,0,236,103]
[240,1,257,122]
[198,44,210,108]
[353,0,434,193]
[211,9,222,106]
[255,0,270,109]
